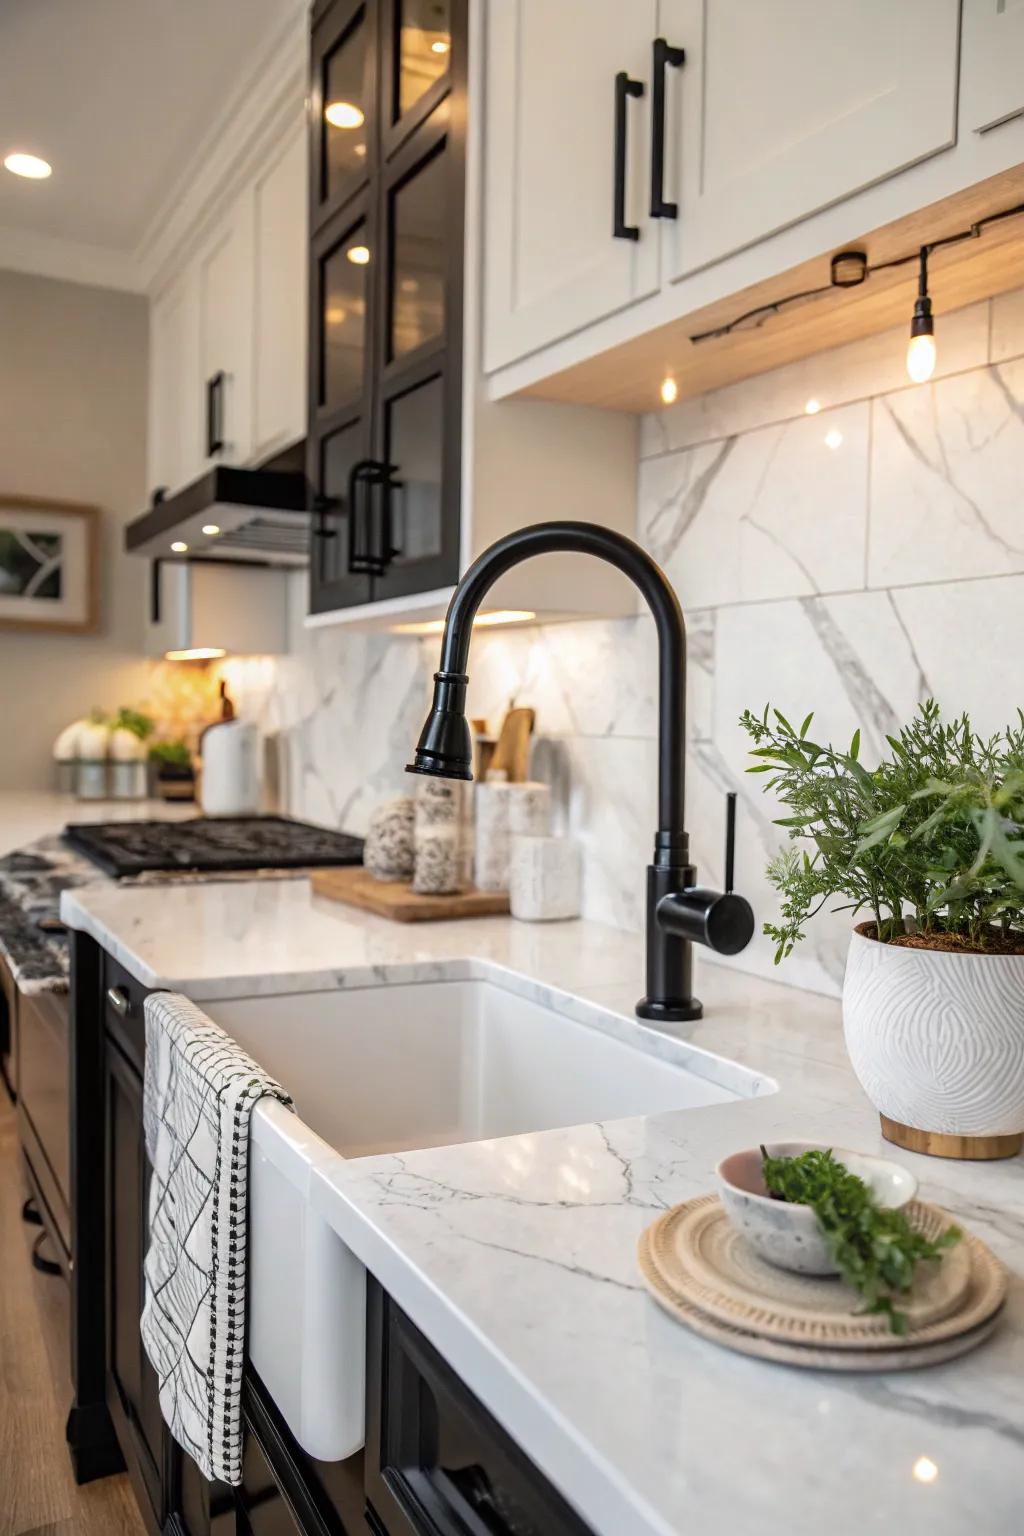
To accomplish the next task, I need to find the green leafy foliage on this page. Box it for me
[148,739,192,768]
[759,1146,961,1334]
[113,707,154,740]
[740,701,1024,960]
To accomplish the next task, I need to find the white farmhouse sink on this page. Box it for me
[203,968,765,1462]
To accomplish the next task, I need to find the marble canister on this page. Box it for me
[363,796,415,881]
[509,836,581,922]
[474,781,513,890]
[507,781,551,838]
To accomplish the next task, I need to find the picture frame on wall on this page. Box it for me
[0,496,100,635]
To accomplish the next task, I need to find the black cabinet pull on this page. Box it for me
[206,370,226,457]
[650,38,684,219]
[613,71,644,240]
[346,459,376,575]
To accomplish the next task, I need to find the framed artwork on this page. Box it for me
[0,496,100,634]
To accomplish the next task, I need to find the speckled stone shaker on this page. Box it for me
[363,795,415,881]
[509,836,582,921]
[413,778,466,894]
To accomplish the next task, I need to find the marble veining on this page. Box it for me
[61,877,1024,1536]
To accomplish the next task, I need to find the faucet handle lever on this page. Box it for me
[724,791,737,893]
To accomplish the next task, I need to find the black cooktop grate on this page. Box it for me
[63,815,364,879]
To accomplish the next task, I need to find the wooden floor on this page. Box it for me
[0,1091,144,1536]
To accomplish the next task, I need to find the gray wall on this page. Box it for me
[0,270,150,789]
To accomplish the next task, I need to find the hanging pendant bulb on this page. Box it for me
[906,247,936,383]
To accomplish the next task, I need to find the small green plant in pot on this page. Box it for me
[741,701,1024,1160]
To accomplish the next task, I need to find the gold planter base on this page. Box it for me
[880,1114,1024,1162]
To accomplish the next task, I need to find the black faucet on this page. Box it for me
[406,521,754,1023]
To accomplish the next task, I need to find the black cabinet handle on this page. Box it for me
[650,38,685,219]
[206,370,226,457]
[613,71,644,240]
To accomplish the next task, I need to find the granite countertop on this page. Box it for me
[62,876,1024,1536]
[0,795,193,994]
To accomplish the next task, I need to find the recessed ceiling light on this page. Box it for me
[824,429,843,451]
[431,38,450,54]
[912,1457,938,1485]
[201,524,221,536]
[170,540,188,553]
[804,398,821,415]
[4,151,52,180]
[324,101,365,130]
[346,244,371,265]
[660,377,678,405]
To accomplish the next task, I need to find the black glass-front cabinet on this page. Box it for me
[308,0,466,615]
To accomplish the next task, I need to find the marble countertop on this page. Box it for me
[61,875,1024,1536]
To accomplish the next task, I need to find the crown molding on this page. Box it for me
[0,0,307,299]
[135,2,307,295]
[0,224,146,292]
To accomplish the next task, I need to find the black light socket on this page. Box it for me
[910,293,934,338]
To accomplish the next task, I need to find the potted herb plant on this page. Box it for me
[741,701,1024,1161]
[149,739,196,802]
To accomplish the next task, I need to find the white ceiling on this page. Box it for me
[0,0,300,277]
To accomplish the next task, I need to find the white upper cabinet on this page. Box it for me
[251,124,308,462]
[660,0,961,279]
[197,194,254,468]
[148,271,200,497]
[483,0,660,373]
[961,0,1024,134]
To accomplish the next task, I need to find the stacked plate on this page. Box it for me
[637,1194,1007,1370]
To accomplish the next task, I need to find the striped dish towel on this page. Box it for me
[140,991,291,1485]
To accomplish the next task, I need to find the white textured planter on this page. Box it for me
[842,925,1024,1159]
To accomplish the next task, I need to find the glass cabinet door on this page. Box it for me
[382,0,454,149]
[311,0,377,231]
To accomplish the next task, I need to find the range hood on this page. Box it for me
[125,467,310,567]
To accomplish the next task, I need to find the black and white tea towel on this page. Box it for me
[140,991,291,1484]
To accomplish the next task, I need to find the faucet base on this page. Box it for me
[635,995,704,1024]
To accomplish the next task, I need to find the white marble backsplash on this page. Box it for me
[274,284,1024,1000]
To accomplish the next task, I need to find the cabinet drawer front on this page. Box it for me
[369,1290,592,1536]
[103,958,150,1075]
[662,0,961,279]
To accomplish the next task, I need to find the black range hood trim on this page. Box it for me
[125,467,309,555]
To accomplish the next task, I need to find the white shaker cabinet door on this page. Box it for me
[483,0,660,372]
[197,195,254,468]
[148,270,200,497]
[961,0,1024,134]
[251,124,307,461]
[660,0,961,281]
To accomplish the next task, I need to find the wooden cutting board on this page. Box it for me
[310,864,509,922]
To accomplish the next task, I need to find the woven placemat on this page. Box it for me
[639,1194,1007,1359]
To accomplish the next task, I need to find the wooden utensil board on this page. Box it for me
[310,864,509,922]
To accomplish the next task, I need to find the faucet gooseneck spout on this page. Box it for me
[407,521,754,1023]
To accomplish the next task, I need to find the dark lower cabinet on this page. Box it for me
[71,932,594,1536]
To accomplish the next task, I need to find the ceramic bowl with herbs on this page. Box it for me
[717,1140,917,1276]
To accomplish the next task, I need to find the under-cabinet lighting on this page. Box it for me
[201,524,220,536]
[392,609,536,636]
[824,429,843,451]
[912,1457,938,1485]
[660,376,678,405]
[4,150,52,179]
[324,101,365,130]
[164,647,227,662]
[346,244,371,265]
[804,398,821,415]
[170,540,188,552]
[906,247,937,384]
